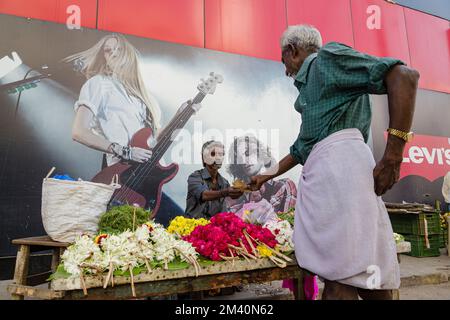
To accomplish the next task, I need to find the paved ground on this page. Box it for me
[1,249,449,300]
[400,282,450,300]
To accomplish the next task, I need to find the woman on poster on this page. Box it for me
[66,33,185,225]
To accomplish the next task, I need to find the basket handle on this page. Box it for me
[45,167,56,179]
[110,174,121,187]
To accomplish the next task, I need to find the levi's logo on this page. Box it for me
[384,133,450,182]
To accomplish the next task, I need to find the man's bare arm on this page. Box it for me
[249,154,299,191]
[373,64,420,196]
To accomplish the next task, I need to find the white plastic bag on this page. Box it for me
[41,167,121,243]
[235,199,278,225]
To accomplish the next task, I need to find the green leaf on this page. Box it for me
[47,264,72,281]
[113,266,143,277]
[198,258,215,267]
[282,250,294,256]
[167,260,189,270]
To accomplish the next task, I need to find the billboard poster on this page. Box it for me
[0,14,302,261]
[0,14,449,277]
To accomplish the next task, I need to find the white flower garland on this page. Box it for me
[263,219,294,252]
[61,235,104,276]
[61,223,199,278]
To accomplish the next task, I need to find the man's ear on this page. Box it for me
[289,44,299,58]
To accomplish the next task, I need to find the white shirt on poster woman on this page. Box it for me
[74,74,158,166]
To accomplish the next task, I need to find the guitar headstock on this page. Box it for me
[198,72,223,95]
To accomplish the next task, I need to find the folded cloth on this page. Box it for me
[53,174,75,181]
[282,276,319,300]
[293,128,400,289]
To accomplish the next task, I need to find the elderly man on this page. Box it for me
[250,25,419,300]
[185,140,243,219]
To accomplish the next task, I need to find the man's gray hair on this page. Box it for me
[280,25,323,53]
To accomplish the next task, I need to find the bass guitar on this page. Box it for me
[91,72,223,218]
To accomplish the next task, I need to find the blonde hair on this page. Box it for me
[64,34,161,132]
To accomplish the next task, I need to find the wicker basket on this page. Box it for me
[41,167,120,243]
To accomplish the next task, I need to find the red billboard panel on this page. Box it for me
[384,133,450,182]
[350,0,410,64]
[286,0,354,47]
[0,0,97,28]
[98,0,204,48]
[205,0,287,60]
[404,8,450,93]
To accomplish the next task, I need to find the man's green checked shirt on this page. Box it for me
[290,42,404,165]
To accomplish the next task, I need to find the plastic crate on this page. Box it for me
[389,212,441,235]
[404,234,440,257]
[440,229,448,249]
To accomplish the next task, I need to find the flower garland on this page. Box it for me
[61,235,104,276]
[263,219,294,252]
[184,212,291,267]
[393,233,405,244]
[167,216,210,236]
[60,222,201,297]
[57,214,297,296]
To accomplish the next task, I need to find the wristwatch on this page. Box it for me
[109,142,131,160]
[387,128,414,143]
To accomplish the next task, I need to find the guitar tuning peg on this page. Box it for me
[210,72,215,77]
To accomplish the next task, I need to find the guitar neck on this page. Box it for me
[150,91,206,164]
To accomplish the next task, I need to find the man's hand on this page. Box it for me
[248,154,299,191]
[226,187,244,199]
[373,157,402,196]
[249,175,268,191]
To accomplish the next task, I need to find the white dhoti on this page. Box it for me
[294,128,400,289]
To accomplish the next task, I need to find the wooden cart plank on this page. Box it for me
[62,265,302,300]
[26,271,52,286]
[396,241,411,254]
[52,257,297,291]
[7,284,64,299]
[11,245,30,300]
[12,236,69,248]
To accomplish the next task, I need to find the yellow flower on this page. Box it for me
[257,245,273,257]
[167,216,210,236]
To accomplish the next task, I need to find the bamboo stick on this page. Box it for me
[245,232,293,262]
[176,248,200,277]
[103,264,112,289]
[132,207,136,231]
[268,255,286,268]
[80,274,88,296]
[129,266,136,297]
[229,248,235,266]
[110,262,115,287]
[238,239,258,259]
[243,230,259,258]
[144,259,152,274]
[228,244,252,261]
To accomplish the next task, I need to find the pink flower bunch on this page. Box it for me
[183,224,232,261]
[183,213,278,261]
[245,223,278,249]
